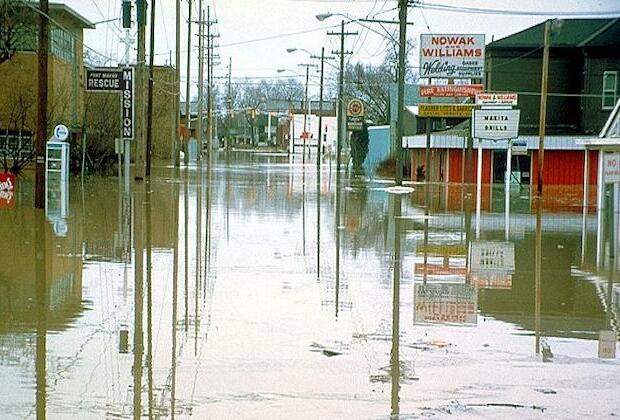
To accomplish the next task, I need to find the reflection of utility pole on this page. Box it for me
[35,0,50,208]
[35,211,47,417]
[183,0,192,165]
[390,193,402,417]
[145,0,157,177]
[537,19,551,196]
[132,185,144,418]
[226,57,232,148]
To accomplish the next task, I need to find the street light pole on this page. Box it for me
[316,47,325,165]
[35,0,49,208]
[303,64,310,164]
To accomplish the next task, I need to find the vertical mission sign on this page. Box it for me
[86,67,135,140]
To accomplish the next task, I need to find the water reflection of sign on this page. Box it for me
[603,153,620,183]
[414,283,477,324]
[470,241,515,272]
[471,272,512,289]
[414,263,467,277]
[419,84,483,98]
[598,330,617,359]
[472,109,520,140]
[417,243,467,256]
[418,104,474,118]
[420,34,485,78]
[0,173,15,208]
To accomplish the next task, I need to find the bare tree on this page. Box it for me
[0,1,29,65]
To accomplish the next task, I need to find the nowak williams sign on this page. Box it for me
[420,34,485,79]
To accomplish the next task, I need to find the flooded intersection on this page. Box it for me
[0,152,619,419]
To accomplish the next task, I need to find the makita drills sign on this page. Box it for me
[420,34,485,79]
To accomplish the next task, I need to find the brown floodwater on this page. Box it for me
[0,151,618,419]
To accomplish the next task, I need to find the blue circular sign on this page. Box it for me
[54,124,69,141]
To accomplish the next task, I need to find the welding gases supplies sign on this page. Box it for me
[472,109,520,140]
[420,34,485,79]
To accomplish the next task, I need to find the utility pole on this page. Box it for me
[537,19,551,196]
[310,48,334,168]
[35,0,49,208]
[195,5,204,161]
[395,0,408,185]
[299,63,317,164]
[183,0,192,165]
[174,0,181,167]
[328,20,357,292]
[145,0,156,177]
[135,0,147,181]
[226,57,232,148]
[205,9,218,160]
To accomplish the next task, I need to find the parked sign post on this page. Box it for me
[419,34,485,79]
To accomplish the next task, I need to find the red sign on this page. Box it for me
[419,84,483,98]
[0,173,16,208]
[415,263,467,276]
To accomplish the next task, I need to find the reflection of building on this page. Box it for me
[0,210,84,334]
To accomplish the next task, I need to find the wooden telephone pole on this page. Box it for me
[537,20,551,195]
[35,0,50,208]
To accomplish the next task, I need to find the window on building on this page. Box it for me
[602,71,618,110]
[51,27,74,62]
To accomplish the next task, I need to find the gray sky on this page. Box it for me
[63,0,620,101]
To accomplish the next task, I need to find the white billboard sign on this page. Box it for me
[420,34,485,79]
[476,93,518,106]
[469,241,515,273]
[603,153,620,184]
[472,109,520,140]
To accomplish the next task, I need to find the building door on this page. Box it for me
[492,151,531,185]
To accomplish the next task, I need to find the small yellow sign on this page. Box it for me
[418,104,474,118]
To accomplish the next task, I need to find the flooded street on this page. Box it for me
[1,153,619,419]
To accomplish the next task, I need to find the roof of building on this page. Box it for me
[487,18,620,49]
[49,3,96,29]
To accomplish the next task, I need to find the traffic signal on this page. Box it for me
[122,0,132,29]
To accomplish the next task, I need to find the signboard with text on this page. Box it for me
[418,104,474,118]
[469,241,515,273]
[511,139,528,155]
[419,84,483,98]
[414,283,478,325]
[86,67,134,140]
[603,153,620,183]
[476,93,518,106]
[346,98,364,131]
[420,34,485,79]
[472,109,520,140]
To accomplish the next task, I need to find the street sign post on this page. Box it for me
[346,98,364,131]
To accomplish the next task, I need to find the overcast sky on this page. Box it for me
[62,0,620,101]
